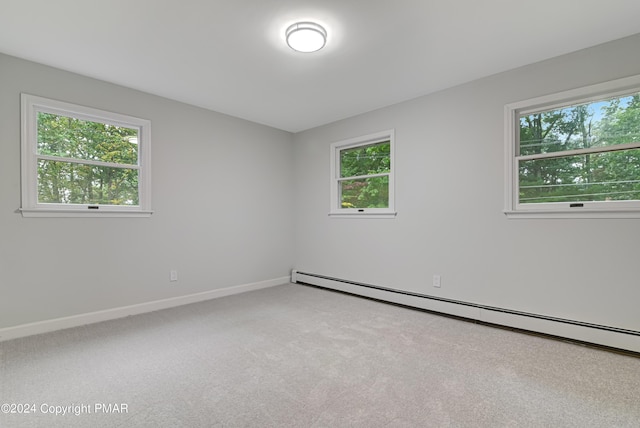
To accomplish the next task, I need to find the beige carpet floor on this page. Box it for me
[1,283,639,427]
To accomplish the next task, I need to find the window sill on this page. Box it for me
[329,211,397,219]
[504,209,640,219]
[20,208,153,218]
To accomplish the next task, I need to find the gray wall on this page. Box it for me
[293,34,640,333]
[3,33,640,335]
[0,53,294,328]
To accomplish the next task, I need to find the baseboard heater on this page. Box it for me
[291,270,640,354]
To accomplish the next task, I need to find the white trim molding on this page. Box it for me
[0,276,290,342]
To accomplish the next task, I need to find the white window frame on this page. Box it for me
[329,129,396,219]
[20,94,152,218]
[504,74,640,219]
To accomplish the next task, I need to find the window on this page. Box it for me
[330,130,396,218]
[504,75,640,218]
[21,94,152,217]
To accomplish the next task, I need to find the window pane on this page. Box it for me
[37,112,139,165]
[37,160,139,205]
[340,176,389,208]
[340,141,390,178]
[519,148,640,204]
[519,94,640,156]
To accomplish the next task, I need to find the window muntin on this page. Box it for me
[330,130,395,217]
[21,94,152,217]
[505,75,640,218]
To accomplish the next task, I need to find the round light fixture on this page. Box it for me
[286,22,327,53]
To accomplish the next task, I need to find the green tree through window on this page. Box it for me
[518,94,640,204]
[339,141,391,208]
[330,129,395,217]
[21,94,151,217]
[37,113,140,205]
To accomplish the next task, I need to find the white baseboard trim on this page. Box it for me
[0,276,290,342]
[292,271,640,354]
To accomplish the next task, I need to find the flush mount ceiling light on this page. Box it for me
[286,22,327,53]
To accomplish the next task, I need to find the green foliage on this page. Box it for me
[519,94,640,204]
[37,113,139,205]
[341,176,389,209]
[340,141,390,208]
[340,141,390,177]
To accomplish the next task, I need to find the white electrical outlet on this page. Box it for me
[433,274,441,288]
[170,270,178,282]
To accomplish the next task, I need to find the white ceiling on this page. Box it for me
[2,1,640,133]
